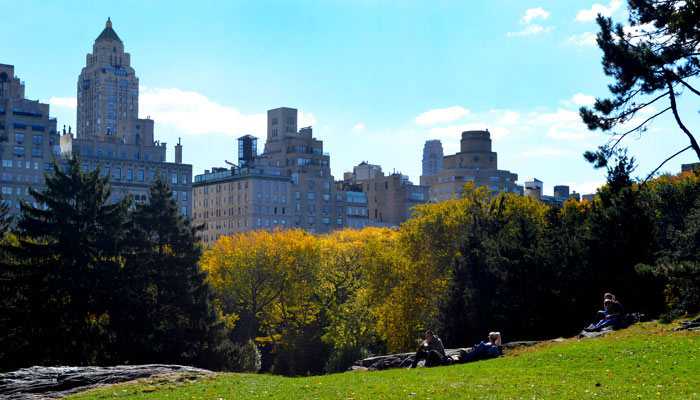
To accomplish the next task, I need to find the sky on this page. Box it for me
[3,0,699,195]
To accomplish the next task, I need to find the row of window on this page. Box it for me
[10,124,45,132]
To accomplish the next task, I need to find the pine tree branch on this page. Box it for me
[608,106,672,151]
[666,76,700,160]
[643,145,693,184]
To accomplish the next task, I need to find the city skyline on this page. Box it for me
[4,1,700,195]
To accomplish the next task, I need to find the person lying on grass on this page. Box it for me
[458,331,503,363]
[409,329,446,368]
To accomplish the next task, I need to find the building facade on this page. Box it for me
[0,64,61,215]
[61,19,192,215]
[193,107,342,244]
[362,172,428,226]
[256,108,338,233]
[193,166,291,244]
[420,140,443,186]
[428,130,520,202]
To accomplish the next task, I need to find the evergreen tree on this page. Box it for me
[0,194,11,237]
[585,152,663,315]
[7,157,129,366]
[115,177,225,368]
[581,0,700,172]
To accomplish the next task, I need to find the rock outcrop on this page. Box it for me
[353,341,542,371]
[0,364,211,399]
[675,317,700,331]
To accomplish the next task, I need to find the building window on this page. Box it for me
[14,133,24,144]
[13,146,24,157]
[307,192,315,200]
[113,167,121,180]
[171,173,177,185]
[137,169,144,181]
[127,169,133,181]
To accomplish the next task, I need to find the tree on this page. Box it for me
[0,194,11,237]
[115,177,225,368]
[581,0,700,175]
[7,157,129,366]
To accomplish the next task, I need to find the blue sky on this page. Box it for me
[4,0,699,195]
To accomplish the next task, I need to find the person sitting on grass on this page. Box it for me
[585,293,625,332]
[409,329,446,368]
[459,332,503,363]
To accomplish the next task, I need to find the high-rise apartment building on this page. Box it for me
[553,185,570,200]
[341,163,428,227]
[258,108,337,233]
[420,140,443,186]
[193,107,340,243]
[524,178,543,200]
[60,19,192,215]
[428,130,520,202]
[0,64,61,215]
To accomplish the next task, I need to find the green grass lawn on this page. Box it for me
[69,321,699,400]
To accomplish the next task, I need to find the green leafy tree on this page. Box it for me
[115,177,225,368]
[581,0,700,175]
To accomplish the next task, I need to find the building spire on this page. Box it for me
[95,17,122,43]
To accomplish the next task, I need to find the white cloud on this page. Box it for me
[508,7,553,37]
[49,96,77,109]
[139,87,266,135]
[522,7,550,24]
[507,24,554,37]
[415,106,470,126]
[352,122,366,132]
[47,90,317,138]
[413,105,595,148]
[566,31,598,47]
[570,93,596,107]
[575,0,623,22]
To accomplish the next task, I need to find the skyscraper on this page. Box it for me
[420,140,443,186]
[61,19,193,216]
[77,18,140,140]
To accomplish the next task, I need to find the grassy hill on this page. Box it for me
[69,321,699,400]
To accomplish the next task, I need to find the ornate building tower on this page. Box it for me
[76,18,139,142]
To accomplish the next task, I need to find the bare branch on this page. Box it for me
[608,106,672,151]
[643,145,692,184]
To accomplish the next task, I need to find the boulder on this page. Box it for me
[0,364,211,399]
[675,317,700,332]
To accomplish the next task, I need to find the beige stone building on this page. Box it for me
[193,107,341,244]
[61,19,192,215]
[426,130,521,201]
[341,162,429,227]
[193,166,291,244]
[0,63,61,215]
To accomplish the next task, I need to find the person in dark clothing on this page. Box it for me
[585,293,625,332]
[459,332,503,363]
[410,330,446,368]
